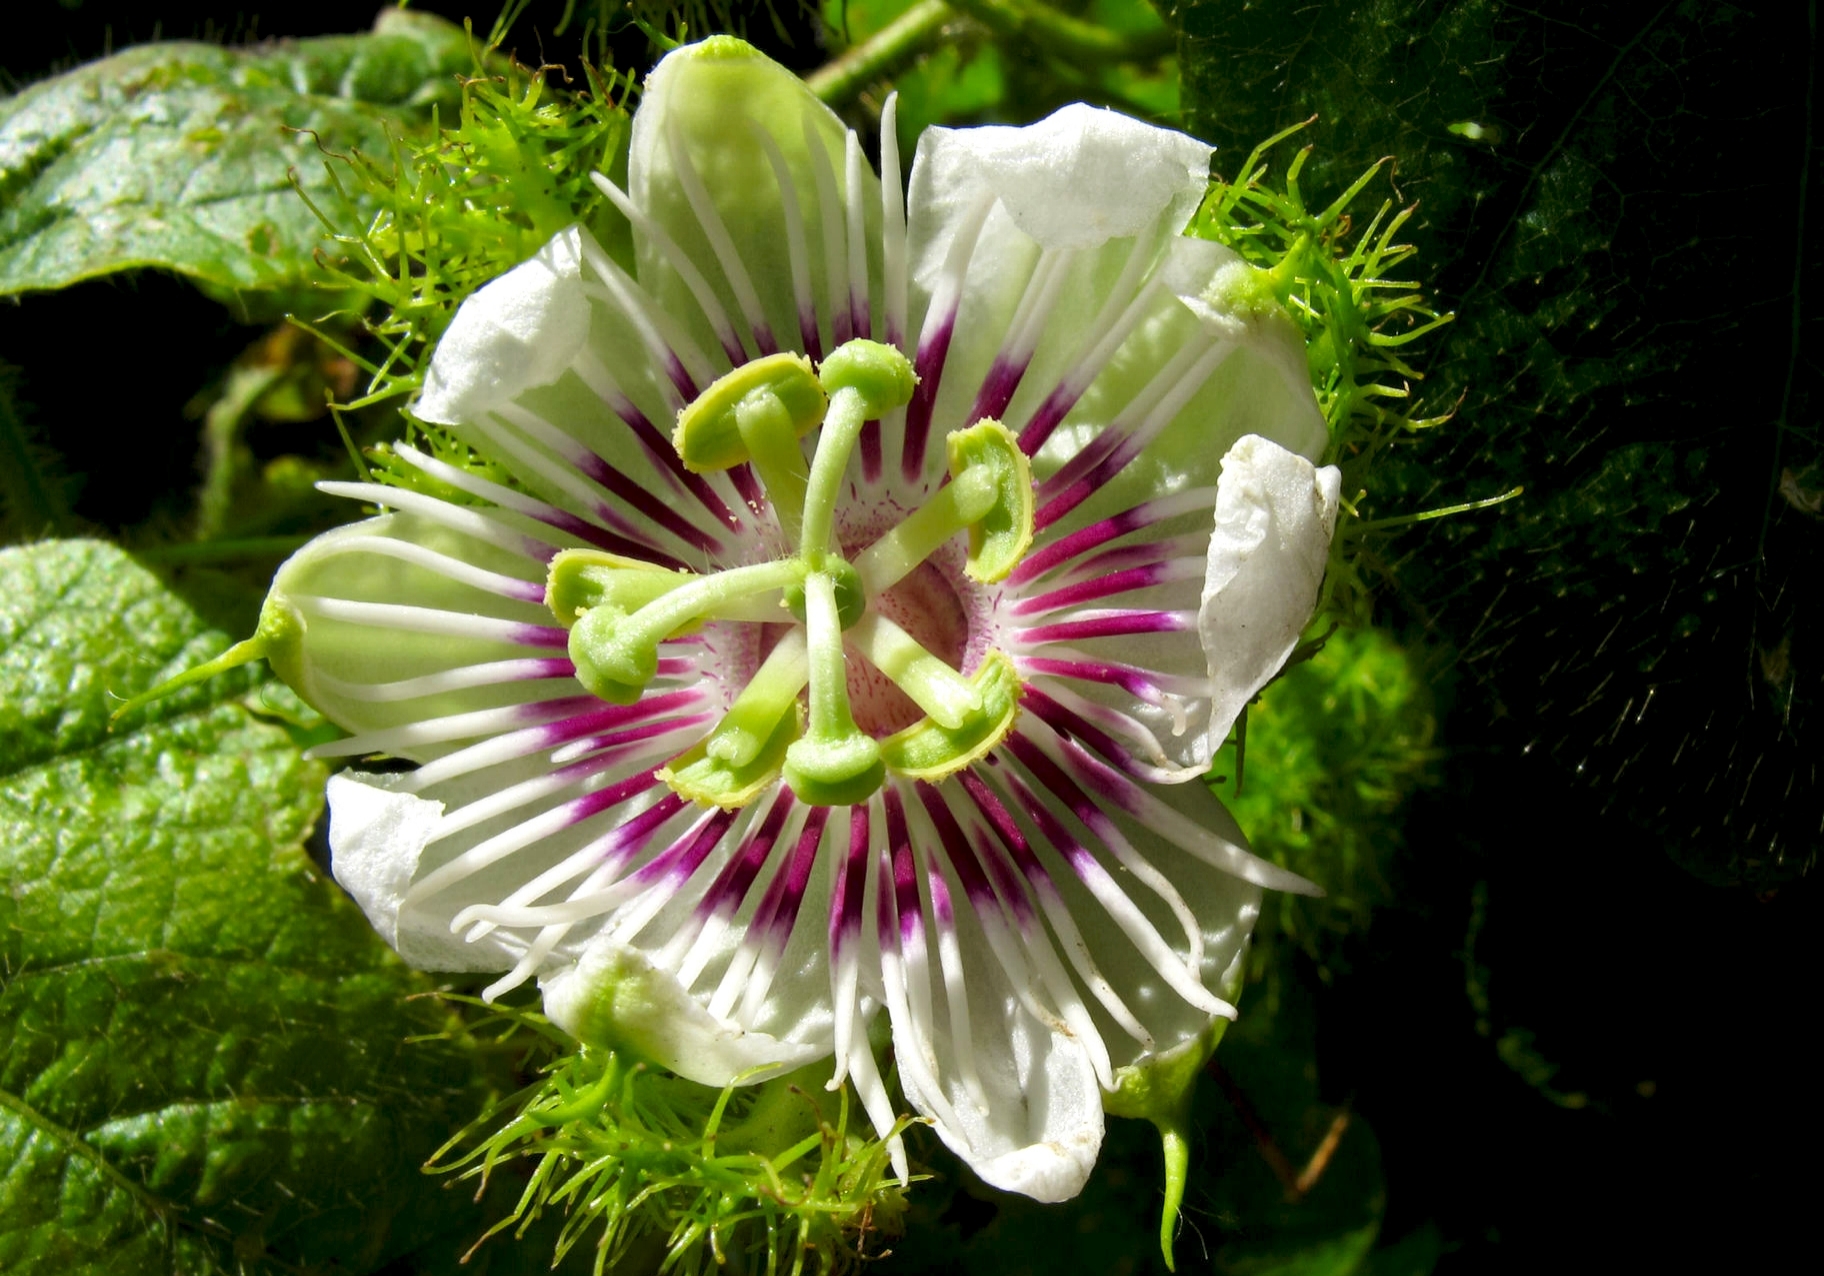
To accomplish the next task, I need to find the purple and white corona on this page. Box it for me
[259,38,1341,1203]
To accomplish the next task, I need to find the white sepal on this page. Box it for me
[417,227,590,424]
[1200,434,1342,754]
[540,939,825,1086]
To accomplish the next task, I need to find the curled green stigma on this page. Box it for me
[880,650,1023,783]
[946,419,1034,583]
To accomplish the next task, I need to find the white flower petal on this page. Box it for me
[417,227,589,424]
[328,771,523,972]
[908,104,1210,262]
[1200,435,1342,751]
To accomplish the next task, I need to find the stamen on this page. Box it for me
[800,339,916,558]
[803,110,852,347]
[660,630,807,809]
[879,93,907,350]
[306,535,545,603]
[315,482,559,563]
[310,656,574,703]
[590,171,749,366]
[577,234,714,401]
[666,111,779,356]
[855,465,998,593]
[289,597,566,650]
[844,130,871,340]
[748,121,821,359]
[902,191,995,482]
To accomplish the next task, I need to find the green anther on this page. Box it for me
[569,559,805,706]
[782,572,884,806]
[880,650,1022,784]
[946,418,1034,583]
[783,557,865,629]
[567,604,646,705]
[660,701,804,810]
[816,339,917,419]
[672,352,826,472]
[547,548,696,626]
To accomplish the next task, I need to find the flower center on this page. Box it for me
[552,341,1033,808]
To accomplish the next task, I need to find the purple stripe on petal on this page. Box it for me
[689,789,796,922]
[562,449,725,554]
[1010,503,1157,585]
[667,355,699,404]
[884,786,923,942]
[1009,562,1180,616]
[953,771,1040,925]
[750,804,830,947]
[859,418,882,484]
[754,324,780,357]
[729,462,765,514]
[1017,382,1082,456]
[612,397,741,531]
[850,292,870,342]
[968,355,1030,426]
[830,804,871,957]
[901,309,955,482]
[624,804,738,895]
[1020,655,1169,703]
[799,306,823,362]
[999,738,1098,877]
[593,791,689,873]
[535,506,690,571]
[1018,609,1193,644]
[914,783,998,913]
[1019,685,1154,780]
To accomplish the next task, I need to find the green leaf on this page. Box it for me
[0,540,492,1274]
[0,11,476,300]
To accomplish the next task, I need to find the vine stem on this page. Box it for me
[808,0,1176,109]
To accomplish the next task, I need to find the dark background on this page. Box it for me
[5,1,1817,1270]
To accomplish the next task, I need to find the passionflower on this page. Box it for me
[260,37,1341,1203]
